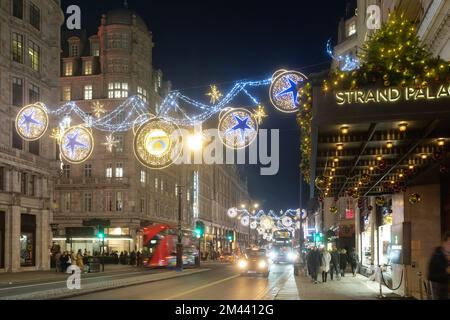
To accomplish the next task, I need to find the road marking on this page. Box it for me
[0,271,145,292]
[164,274,240,300]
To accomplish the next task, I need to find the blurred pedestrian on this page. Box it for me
[119,251,124,264]
[60,251,69,272]
[307,247,321,284]
[427,232,449,300]
[330,245,340,280]
[76,249,85,272]
[349,248,359,277]
[130,251,136,265]
[55,250,62,272]
[136,250,141,267]
[320,248,331,283]
[339,249,348,277]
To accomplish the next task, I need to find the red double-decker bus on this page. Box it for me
[141,224,198,268]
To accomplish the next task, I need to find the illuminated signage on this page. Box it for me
[336,85,450,105]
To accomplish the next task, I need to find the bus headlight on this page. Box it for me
[238,260,248,269]
[258,260,267,268]
[269,252,277,260]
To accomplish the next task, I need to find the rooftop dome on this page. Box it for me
[104,8,148,31]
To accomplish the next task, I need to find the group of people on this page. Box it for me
[53,249,89,273]
[305,245,358,284]
[112,250,142,266]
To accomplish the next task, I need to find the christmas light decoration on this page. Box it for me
[218,108,258,149]
[326,38,360,71]
[270,70,308,113]
[60,125,94,164]
[91,101,107,118]
[253,105,268,125]
[102,134,120,152]
[15,103,49,141]
[206,85,223,104]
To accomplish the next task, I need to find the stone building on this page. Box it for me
[0,0,63,272]
[53,8,251,256]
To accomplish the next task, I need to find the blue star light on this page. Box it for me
[276,77,303,105]
[65,131,87,155]
[20,111,41,134]
[231,115,253,141]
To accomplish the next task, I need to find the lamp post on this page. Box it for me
[240,202,259,247]
[176,185,184,271]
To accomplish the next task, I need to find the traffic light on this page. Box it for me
[314,232,323,243]
[227,230,234,242]
[195,221,205,238]
[97,226,105,240]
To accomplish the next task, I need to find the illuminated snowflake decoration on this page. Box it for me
[259,215,275,230]
[253,104,268,125]
[240,215,250,227]
[15,102,49,141]
[91,101,107,118]
[281,216,293,228]
[60,126,94,164]
[206,85,223,104]
[269,70,308,113]
[133,117,183,170]
[218,108,258,149]
[227,207,238,218]
[250,221,258,230]
[102,134,120,152]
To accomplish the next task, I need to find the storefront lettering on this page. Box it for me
[336,84,450,105]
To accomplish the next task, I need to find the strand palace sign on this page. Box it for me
[336,84,450,105]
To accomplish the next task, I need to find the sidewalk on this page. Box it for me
[0,264,139,285]
[275,271,404,300]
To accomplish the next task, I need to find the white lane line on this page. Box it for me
[0,271,146,292]
[164,274,240,300]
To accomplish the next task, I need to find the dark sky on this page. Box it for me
[62,0,349,211]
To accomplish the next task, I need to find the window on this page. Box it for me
[62,86,71,101]
[28,40,40,71]
[116,192,123,211]
[154,177,158,189]
[347,21,356,37]
[29,140,39,155]
[21,173,27,194]
[115,135,124,152]
[27,175,34,196]
[63,62,73,76]
[84,193,92,212]
[108,82,128,98]
[70,44,78,57]
[140,198,145,213]
[63,164,71,178]
[64,193,71,211]
[84,85,93,100]
[137,86,147,102]
[140,170,146,184]
[12,121,23,150]
[161,179,164,192]
[28,84,39,103]
[0,167,4,191]
[115,163,123,178]
[84,164,92,178]
[105,192,112,212]
[12,33,24,63]
[106,163,112,178]
[107,32,129,49]
[84,60,92,75]
[12,77,23,106]
[29,3,40,30]
[107,59,129,73]
[13,0,23,19]
[91,43,99,56]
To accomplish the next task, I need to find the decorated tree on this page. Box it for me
[323,13,450,91]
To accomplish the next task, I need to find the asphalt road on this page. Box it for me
[68,263,295,300]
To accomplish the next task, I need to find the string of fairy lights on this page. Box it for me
[15,69,308,168]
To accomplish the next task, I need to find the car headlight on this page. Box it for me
[258,260,267,268]
[269,252,277,260]
[238,260,248,269]
[288,252,298,261]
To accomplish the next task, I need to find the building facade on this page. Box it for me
[308,0,450,299]
[0,0,63,272]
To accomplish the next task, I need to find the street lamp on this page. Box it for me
[176,185,184,271]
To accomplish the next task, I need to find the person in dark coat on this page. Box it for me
[307,247,321,283]
[130,251,136,266]
[330,245,340,280]
[119,251,124,264]
[427,232,449,300]
[339,249,349,277]
[349,248,359,277]
[136,250,141,267]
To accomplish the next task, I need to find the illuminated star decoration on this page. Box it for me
[230,115,253,141]
[91,101,106,118]
[102,134,119,152]
[276,77,303,105]
[20,110,41,134]
[65,131,87,156]
[253,105,267,125]
[206,85,223,104]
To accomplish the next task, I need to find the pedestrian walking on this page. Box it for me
[349,248,359,277]
[60,251,69,272]
[427,232,449,300]
[330,245,340,280]
[136,250,141,267]
[119,251,124,264]
[339,249,348,277]
[320,248,331,283]
[130,251,136,265]
[55,250,62,272]
[307,247,321,283]
[76,249,85,272]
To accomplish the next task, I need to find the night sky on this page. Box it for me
[61,0,349,211]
